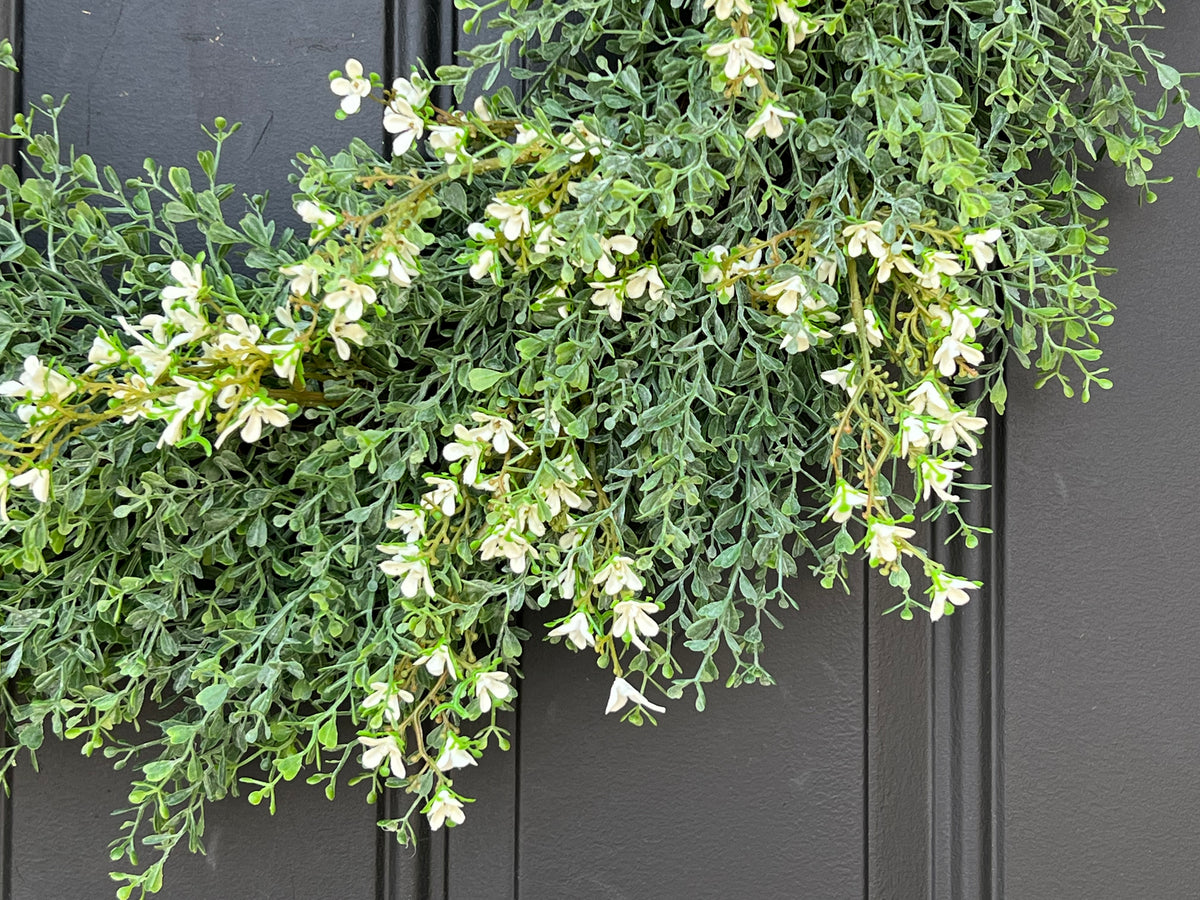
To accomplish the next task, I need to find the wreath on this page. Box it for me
[0,1,1190,894]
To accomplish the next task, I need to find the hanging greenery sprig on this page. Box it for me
[0,1,1193,895]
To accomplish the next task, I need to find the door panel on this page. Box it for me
[1002,6,1200,898]
[512,576,866,900]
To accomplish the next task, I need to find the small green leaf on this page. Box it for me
[317,718,339,749]
[467,367,507,392]
[196,683,229,713]
[276,753,304,781]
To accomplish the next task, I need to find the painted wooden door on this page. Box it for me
[2,2,1197,899]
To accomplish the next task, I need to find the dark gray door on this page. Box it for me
[2,2,1197,899]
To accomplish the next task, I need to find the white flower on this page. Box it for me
[932,334,985,377]
[468,412,525,454]
[514,123,540,146]
[362,682,414,724]
[963,228,1002,270]
[866,521,916,565]
[605,676,666,715]
[162,259,203,306]
[428,124,467,163]
[328,310,368,361]
[87,331,123,369]
[442,424,488,484]
[485,200,532,242]
[427,790,465,831]
[414,645,457,681]
[359,734,406,775]
[779,320,832,354]
[589,281,624,322]
[161,264,208,337]
[593,555,644,595]
[929,574,977,621]
[919,457,964,503]
[907,380,953,418]
[703,0,752,20]
[157,377,214,448]
[513,502,547,538]
[393,75,428,109]
[841,308,884,347]
[529,220,562,258]
[814,254,839,285]
[261,338,303,382]
[745,103,798,141]
[467,222,495,243]
[597,234,638,277]
[561,122,611,162]
[369,250,418,287]
[330,58,372,115]
[112,374,154,423]
[125,343,173,384]
[474,671,512,713]
[436,734,478,771]
[322,278,376,322]
[214,396,290,448]
[554,563,579,600]
[422,476,459,516]
[542,479,590,516]
[700,244,728,286]
[827,480,868,524]
[386,508,426,542]
[763,275,807,316]
[899,414,932,457]
[469,248,496,282]
[210,313,263,355]
[930,409,989,454]
[625,265,665,304]
[472,96,493,121]
[950,306,988,342]
[842,221,886,259]
[378,544,435,598]
[611,600,660,652]
[280,262,321,297]
[11,464,51,504]
[774,3,820,51]
[820,362,855,391]
[384,88,425,156]
[296,200,337,229]
[479,523,538,574]
[0,356,76,407]
[548,611,595,650]
[706,37,775,81]
[876,248,919,283]
[917,251,964,291]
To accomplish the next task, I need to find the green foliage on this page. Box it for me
[0,0,1193,893]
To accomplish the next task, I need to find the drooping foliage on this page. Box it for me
[0,2,1191,893]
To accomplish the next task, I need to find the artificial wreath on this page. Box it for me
[0,1,1191,894]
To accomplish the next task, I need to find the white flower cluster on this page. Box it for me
[372,406,669,739]
[465,195,670,323]
[701,0,819,143]
[0,237,425,520]
[91,261,300,450]
[355,656,512,831]
[695,219,1002,623]
[818,222,1003,620]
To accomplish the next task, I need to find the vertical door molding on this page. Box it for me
[379,6,520,897]
[868,399,1005,899]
